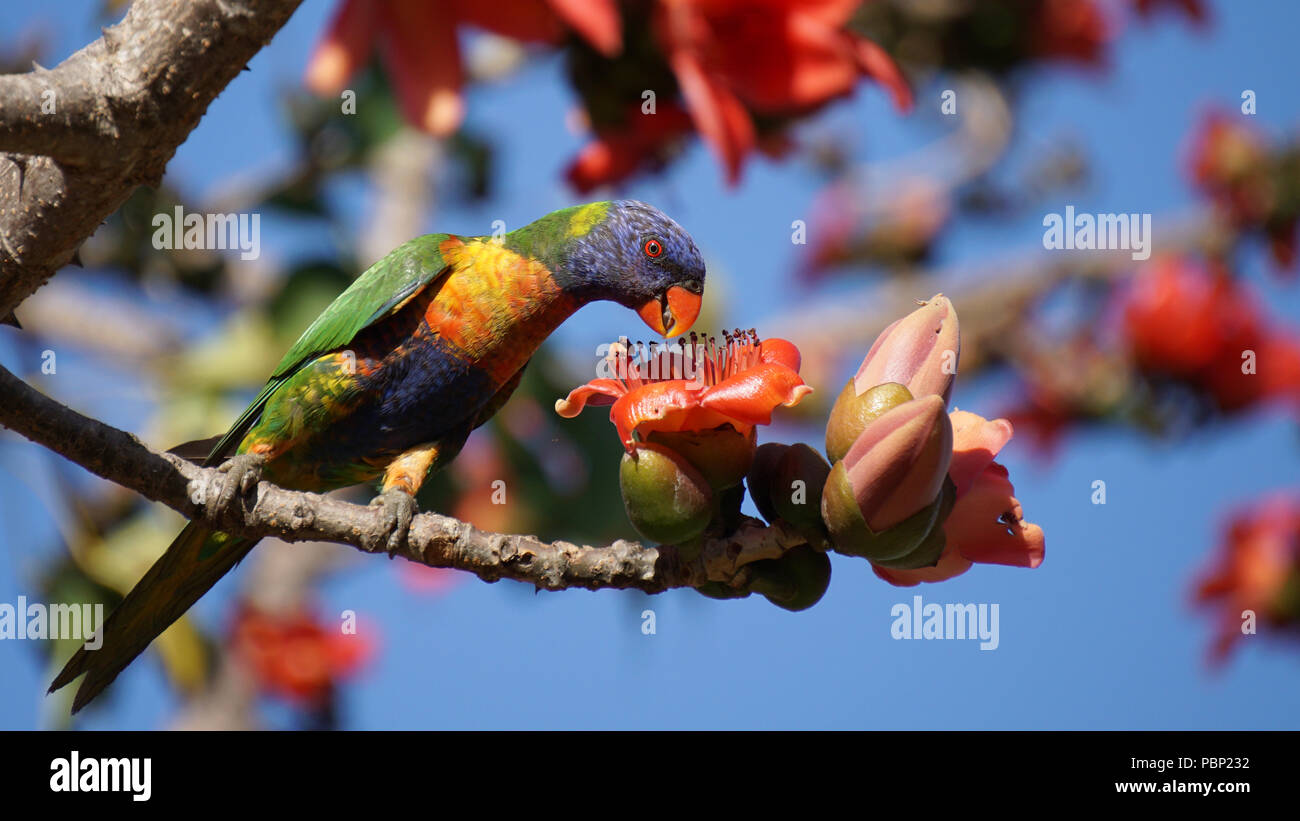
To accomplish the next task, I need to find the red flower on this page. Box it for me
[1121,257,1257,378]
[1186,111,1270,223]
[1031,0,1114,65]
[306,0,621,136]
[873,410,1045,586]
[1194,495,1300,665]
[556,331,812,452]
[566,103,696,193]
[229,603,374,706]
[652,0,913,184]
[1185,111,1297,275]
[1119,256,1300,410]
[1202,329,1300,411]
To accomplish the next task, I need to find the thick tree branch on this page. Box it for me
[0,362,806,592]
[0,68,108,161]
[0,0,304,320]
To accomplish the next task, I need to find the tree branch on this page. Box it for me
[0,362,806,593]
[0,67,107,161]
[0,0,304,321]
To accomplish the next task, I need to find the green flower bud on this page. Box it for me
[822,461,949,562]
[821,460,875,556]
[619,443,713,545]
[647,424,756,490]
[844,395,952,531]
[748,545,833,611]
[770,443,832,548]
[715,481,747,536]
[745,442,789,523]
[825,381,914,465]
[868,477,957,570]
[694,581,752,601]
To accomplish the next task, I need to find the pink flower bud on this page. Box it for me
[853,294,960,404]
[841,395,954,531]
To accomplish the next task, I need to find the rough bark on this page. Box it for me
[0,0,305,321]
[0,362,806,592]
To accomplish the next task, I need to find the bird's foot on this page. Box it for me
[369,487,418,558]
[207,453,267,519]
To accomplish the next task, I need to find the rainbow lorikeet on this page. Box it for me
[50,200,706,712]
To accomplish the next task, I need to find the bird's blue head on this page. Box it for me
[544,200,706,338]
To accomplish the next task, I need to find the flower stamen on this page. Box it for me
[605,330,772,391]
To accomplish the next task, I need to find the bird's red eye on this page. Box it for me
[643,239,663,258]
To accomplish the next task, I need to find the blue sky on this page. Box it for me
[2,0,1299,729]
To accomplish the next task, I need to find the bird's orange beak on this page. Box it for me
[637,285,702,338]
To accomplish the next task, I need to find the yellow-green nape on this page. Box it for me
[568,201,610,237]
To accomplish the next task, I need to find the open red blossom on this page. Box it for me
[1194,495,1300,666]
[229,603,374,706]
[306,0,621,137]
[556,331,812,452]
[652,0,912,184]
[874,410,1045,586]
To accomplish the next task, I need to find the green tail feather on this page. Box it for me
[49,522,258,713]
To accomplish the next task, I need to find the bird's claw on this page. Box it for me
[370,488,418,558]
[208,453,266,519]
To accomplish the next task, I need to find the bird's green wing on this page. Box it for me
[203,234,455,465]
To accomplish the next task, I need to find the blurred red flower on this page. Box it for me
[1187,111,1271,222]
[1186,110,1297,275]
[229,603,374,706]
[1122,257,1256,378]
[1119,256,1300,410]
[1195,495,1300,665]
[1031,0,1114,65]
[566,103,696,193]
[306,0,621,136]
[651,0,912,184]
